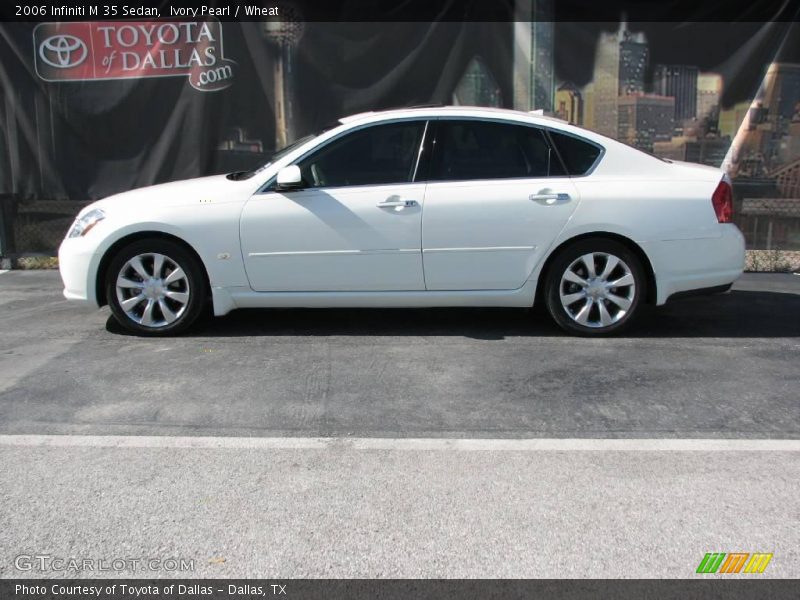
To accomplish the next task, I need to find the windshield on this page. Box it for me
[226,132,321,181]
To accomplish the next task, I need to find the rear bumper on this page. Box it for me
[643,224,745,306]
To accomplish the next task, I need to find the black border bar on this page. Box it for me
[1,0,799,22]
[2,579,800,600]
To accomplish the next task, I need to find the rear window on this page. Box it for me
[429,120,565,181]
[549,131,602,176]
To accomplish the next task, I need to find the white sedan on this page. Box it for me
[59,106,745,336]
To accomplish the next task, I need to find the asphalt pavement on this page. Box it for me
[0,271,798,438]
[0,270,797,578]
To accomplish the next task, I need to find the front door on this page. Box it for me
[240,120,428,292]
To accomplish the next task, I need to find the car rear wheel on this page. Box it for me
[106,239,206,336]
[544,238,645,336]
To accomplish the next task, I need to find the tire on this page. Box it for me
[544,238,646,336]
[105,238,207,336]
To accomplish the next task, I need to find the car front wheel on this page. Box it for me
[544,238,645,336]
[106,239,206,336]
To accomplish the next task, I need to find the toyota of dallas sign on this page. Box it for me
[33,20,236,91]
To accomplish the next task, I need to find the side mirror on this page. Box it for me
[275,165,303,190]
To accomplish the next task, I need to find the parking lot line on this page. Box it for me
[0,270,8,275]
[0,434,798,452]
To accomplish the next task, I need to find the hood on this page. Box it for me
[88,174,256,213]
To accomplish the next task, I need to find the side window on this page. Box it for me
[429,120,564,181]
[297,121,425,188]
[548,131,603,176]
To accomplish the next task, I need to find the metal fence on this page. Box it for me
[2,186,800,271]
[735,197,800,250]
[0,195,90,258]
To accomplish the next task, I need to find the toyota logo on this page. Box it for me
[38,34,88,68]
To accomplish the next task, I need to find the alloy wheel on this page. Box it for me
[558,252,636,328]
[115,252,190,328]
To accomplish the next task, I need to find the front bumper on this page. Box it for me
[58,238,100,308]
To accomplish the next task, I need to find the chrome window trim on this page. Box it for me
[257,115,606,192]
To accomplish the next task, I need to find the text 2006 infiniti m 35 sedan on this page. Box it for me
[59,106,744,336]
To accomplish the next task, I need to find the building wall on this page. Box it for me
[697,73,723,121]
[719,101,752,140]
[591,22,648,138]
[774,158,800,198]
[555,85,583,125]
[654,64,699,123]
[762,63,800,125]
[619,39,647,95]
[618,94,674,152]
[512,1,555,112]
[582,83,595,130]
[592,30,621,137]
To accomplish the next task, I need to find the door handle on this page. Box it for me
[530,190,571,205]
[378,198,418,208]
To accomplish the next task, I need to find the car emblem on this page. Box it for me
[38,34,88,69]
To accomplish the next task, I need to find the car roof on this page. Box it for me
[337,105,606,143]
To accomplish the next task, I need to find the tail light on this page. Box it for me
[711,180,733,223]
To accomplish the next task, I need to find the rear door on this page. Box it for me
[421,119,581,290]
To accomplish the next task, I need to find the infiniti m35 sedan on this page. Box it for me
[59,106,745,336]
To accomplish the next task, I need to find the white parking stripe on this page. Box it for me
[0,270,9,275]
[0,435,797,451]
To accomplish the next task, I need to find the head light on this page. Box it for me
[68,208,105,238]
